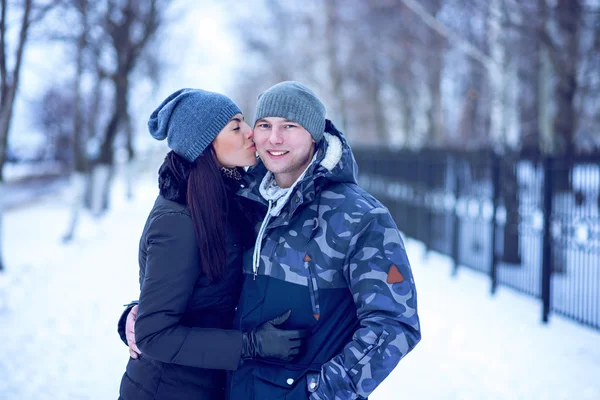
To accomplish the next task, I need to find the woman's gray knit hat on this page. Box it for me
[148,88,242,162]
[254,81,326,142]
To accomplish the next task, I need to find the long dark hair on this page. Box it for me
[158,149,228,282]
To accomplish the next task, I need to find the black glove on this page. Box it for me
[242,310,308,361]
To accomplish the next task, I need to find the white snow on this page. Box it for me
[1,170,599,399]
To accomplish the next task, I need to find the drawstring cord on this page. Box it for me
[252,200,273,280]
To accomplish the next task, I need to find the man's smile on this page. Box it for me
[267,150,289,158]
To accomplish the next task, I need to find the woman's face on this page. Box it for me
[212,113,257,168]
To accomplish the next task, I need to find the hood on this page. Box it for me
[313,119,358,186]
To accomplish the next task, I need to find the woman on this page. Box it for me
[118,88,306,400]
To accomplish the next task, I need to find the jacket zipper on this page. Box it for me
[304,253,321,321]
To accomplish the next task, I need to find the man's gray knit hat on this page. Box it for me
[254,81,326,142]
[148,88,241,162]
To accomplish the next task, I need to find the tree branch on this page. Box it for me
[399,0,496,70]
[27,0,65,27]
[12,0,33,90]
[129,1,160,69]
[0,0,7,96]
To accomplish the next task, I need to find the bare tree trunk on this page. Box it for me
[62,171,87,241]
[392,59,415,147]
[425,0,445,147]
[0,0,32,182]
[401,92,414,148]
[98,72,129,164]
[324,0,347,131]
[519,40,541,152]
[458,84,478,147]
[427,59,444,146]
[73,37,87,171]
[552,0,581,157]
[0,0,31,269]
[87,69,103,144]
[367,72,387,143]
[487,0,507,148]
[92,83,125,215]
[124,110,135,200]
[351,6,387,144]
[538,45,553,153]
[97,100,123,165]
[88,0,161,214]
[0,86,16,181]
[63,0,90,242]
[537,0,582,190]
[535,0,556,154]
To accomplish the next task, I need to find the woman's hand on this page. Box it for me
[126,305,142,359]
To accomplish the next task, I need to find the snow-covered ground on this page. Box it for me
[1,171,599,399]
[2,161,65,183]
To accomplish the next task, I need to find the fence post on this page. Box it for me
[490,152,500,294]
[451,154,460,276]
[423,153,432,256]
[417,154,427,258]
[541,156,554,323]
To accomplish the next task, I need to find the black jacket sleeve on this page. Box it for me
[134,211,243,370]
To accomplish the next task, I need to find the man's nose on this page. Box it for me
[269,127,283,144]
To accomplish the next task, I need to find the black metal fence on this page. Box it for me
[354,148,600,331]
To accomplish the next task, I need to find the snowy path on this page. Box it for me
[1,174,599,399]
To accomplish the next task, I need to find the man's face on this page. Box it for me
[254,117,315,188]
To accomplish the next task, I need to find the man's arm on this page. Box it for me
[311,208,421,400]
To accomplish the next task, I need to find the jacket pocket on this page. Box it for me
[252,365,320,400]
[304,253,321,321]
[122,354,164,397]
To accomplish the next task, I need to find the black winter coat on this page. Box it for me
[119,173,253,400]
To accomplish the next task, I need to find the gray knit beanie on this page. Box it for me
[148,88,242,162]
[254,81,326,142]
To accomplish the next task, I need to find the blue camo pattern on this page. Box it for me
[237,120,421,399]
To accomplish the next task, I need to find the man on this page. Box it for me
[122,81,420,399]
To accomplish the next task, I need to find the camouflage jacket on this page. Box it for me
[230,121,421,400]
